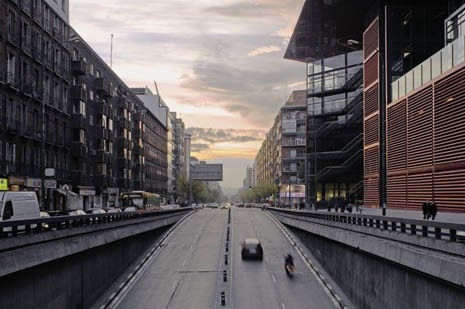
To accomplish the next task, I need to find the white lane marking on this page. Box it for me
[182,259,187,267]
[104,211,195,309]
[267,212,342,309]
[171,280,178,290]
[272,275,276,283]
[281,303,286,309]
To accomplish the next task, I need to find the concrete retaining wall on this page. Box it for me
[271,211,465,309]
[0,210,190,308]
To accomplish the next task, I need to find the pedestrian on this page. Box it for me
[346,202,353,213]
[299,200,305,210]
[430,201,437,220]
[422,201,429,219]
[358,203,363,214]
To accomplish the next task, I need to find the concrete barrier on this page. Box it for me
[269,209,465,309]
[0,209,191,308]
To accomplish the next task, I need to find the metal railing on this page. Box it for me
[269,207,465,243]
[0,207,192,239]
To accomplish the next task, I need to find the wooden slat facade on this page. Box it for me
[385,61,465,211]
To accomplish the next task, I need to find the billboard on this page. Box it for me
[191,164,223,181]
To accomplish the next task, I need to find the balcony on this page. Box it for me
[116,138,129,149]
[21,39,32,56]
[117,97,129,109]
[5,118,20,134]
[94,77,110,96]
[133,145,143,156]
[95,150,108,163]
[134,180,144,189]
[133,127,143,137]
[46,133,57,145]
[95,101,108,115]
[7,30,19,46]
[71,85,87,102]
[6,72,19,90]
[94,175,109,187]
[72,59,86,75]
[21,81,33,96]
[117,119,130,129]
[117,158,129,169]
[71,142,87,158]
[71,171,88,186]
[71,114,87,129]
[134,162,144,171]
[116,178,129,189]
[95,126,108,140]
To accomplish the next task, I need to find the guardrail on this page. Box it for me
[0,207,192,239]
[268,207,465,243]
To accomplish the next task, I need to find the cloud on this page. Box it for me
[186,128,265,144]
[70,0,306,188]
[191,143,210,152]
[248,45,281,56]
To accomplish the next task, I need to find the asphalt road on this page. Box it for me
[110,208,338,309]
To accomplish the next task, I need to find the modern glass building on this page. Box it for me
[287,0,465,211]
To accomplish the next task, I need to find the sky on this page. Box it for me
[70,0,306,191]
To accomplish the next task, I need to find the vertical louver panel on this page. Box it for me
[364,85,378,117]
[364,146,379,175]
[407,86,433,168]
[434,68,465,165]
[434,169,465,211]
[364,57,379,88]
[387,175,406,208]
[407,173,433,209]
[387,100,406,172]
[364,176,379,207]
[364,115,379,146]
[363,17,379,60]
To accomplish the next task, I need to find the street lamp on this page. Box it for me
[189,163,195,206]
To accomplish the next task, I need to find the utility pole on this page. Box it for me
[110,33,113,68]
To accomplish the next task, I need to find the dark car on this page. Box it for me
[241,238,263,260]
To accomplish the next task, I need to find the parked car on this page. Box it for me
[123,206,137,212]
[86,208,106,214]
[39,211,51,230]
[66,210,86,216]
[105,208,122,213]
[241,238,264,260]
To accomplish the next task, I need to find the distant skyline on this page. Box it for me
[70,0,305,189]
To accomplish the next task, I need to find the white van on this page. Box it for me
[0,192,41,231]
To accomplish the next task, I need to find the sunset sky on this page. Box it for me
[70,0,306,190]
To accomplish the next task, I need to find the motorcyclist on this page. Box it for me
[285,253,294,267]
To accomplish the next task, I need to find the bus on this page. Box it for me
[120,191,161,210]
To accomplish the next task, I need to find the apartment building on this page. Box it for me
[131,87,169,200]
[0,0,72,210]
[253,90,306,206]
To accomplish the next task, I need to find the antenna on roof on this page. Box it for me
[110,33,114,68]
[154,80,162,106]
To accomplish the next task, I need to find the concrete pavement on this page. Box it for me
[318,206,465,225]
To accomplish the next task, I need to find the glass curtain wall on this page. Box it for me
[307,50,363,205]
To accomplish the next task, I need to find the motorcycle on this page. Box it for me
[284,254,295,277]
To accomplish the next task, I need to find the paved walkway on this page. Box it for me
[316,207,465,225]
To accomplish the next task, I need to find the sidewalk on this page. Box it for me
[318,207,465,225]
